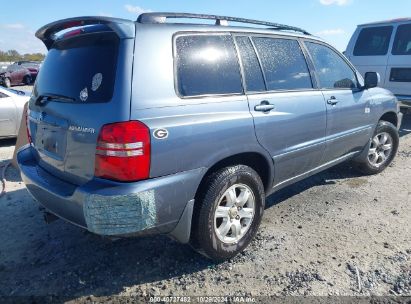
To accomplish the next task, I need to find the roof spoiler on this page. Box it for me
[35,16,135,49]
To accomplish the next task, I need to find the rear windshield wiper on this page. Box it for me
[35,93,76,106]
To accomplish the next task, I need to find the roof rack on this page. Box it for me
[137,13,311,35]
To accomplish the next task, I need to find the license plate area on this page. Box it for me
[35,124,67,160]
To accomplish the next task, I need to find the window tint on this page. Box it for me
[353,26,393,56]
[252,37,312,91]
[392,24,411,55]
[176,35,243,97]
[306,42,357,89]
[235,36,266,92]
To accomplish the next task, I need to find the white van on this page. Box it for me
[345,18,411,110]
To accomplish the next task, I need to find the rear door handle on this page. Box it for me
[254,101,275,112]
[327,96,339,106]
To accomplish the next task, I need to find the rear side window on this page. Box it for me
[306,42,358,90]
[353,26,393,56]
[392,24,411,55]
[234,36,266,92]
[175,35,243,97]
[252,37,312,91]
[35,32,119,103]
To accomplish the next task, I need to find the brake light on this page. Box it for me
[63,29,83,39]
[63,21,83,29]
[94,121,151,182]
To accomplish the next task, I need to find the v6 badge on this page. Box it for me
[153,128,169,140]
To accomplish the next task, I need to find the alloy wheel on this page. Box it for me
[214,184,255,244]
[368,132,393,168]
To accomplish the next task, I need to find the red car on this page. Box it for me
[0,63,32,87]
[16,61,41,82]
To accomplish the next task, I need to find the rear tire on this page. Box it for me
[354,121,399,175]
[190,165,265,261]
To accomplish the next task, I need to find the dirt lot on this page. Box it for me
[0,95,410,300]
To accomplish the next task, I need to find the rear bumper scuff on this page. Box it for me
[18,145,205,238]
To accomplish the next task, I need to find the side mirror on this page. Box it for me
[364,72,380,89]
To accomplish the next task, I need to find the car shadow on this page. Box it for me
[265,162,363,209]
[1,159,21,182]
[0,138,16,148]
[399,112,411,137]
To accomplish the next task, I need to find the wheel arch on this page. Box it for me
[379,111,398,128]
[194,151,274,201]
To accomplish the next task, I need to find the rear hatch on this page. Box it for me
[28,17,136,185]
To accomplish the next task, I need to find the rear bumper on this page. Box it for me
[17,145,205,238]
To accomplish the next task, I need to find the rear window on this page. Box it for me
[392,24,411,55]
[175,35,243,97]
[353,26,393,56]
[34,32,119,103]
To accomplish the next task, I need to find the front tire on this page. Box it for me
[4,78,11,88]
[191,165,265,261]
[23,75,31,85]
[354,121,399,175]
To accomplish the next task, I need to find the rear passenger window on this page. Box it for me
[235,36,266,92]
[175,35,243,97]
[353,26,393,56]
[306,42,358,90]
[252,37,312,91]
[392,24,411,55]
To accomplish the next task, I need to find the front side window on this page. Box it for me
[252,37,312,91]
[353,26,393,56]
[175,35,243,97]
[392,24,411,55]
[306,42,358,90]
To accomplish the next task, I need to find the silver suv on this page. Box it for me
[18,13,402,260]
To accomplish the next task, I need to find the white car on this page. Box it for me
[345,18,411,110]
[0,87,30,138]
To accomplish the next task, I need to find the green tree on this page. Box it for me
[0,50,45,62]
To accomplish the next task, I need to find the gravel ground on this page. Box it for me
[0,93,410,301]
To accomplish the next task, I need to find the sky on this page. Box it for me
[0,0,410,54]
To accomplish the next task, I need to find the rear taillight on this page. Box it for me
[94,121,151,182]
[25,107,32,144]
